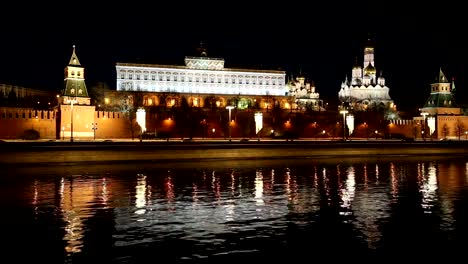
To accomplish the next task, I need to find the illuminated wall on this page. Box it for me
[0,107,57,139]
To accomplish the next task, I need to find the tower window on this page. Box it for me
[70,89,75,94]
[77,71,81,77]
[71,71,75,76]
[78,89,82,95]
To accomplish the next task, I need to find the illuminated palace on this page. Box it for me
[115,46,292,110]
[338,40,393,110]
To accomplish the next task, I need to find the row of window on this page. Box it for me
[432,87,450,92]
[119,72,284,85]
[96,112,120,118]
[70,71,81,77]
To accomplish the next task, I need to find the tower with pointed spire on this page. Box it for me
[62,45,90,105]
[420,68,458,115]
[338,39,393,112]
[59,46,95,140]
[417,68,468,140]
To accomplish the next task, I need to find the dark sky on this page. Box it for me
[1,2,466,111]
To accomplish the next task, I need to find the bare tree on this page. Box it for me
[109,90,143,140]
[442,124,449,140]
[455,119,464,140]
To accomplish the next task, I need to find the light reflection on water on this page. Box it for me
[2,157,468,262]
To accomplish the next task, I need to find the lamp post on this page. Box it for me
[420,112,428,139]
[70,98,74,142]
[363,122,369,140]
[202,119,206,139]
[465,131,468,140]
[62,126,65,140]
[226,106,235,141]
[339,110,348,141]
[92,122,98,140]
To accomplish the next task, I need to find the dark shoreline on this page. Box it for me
[1,141,468,165]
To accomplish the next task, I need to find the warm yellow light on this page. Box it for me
[285,103,290,109]
[104,98,110,104]
[148,99,153,105]
[216,101,220,107]
[171,99,175,106]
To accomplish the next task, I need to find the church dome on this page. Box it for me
[364,62,376,75]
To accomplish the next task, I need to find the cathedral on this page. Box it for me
[338,40,393,111]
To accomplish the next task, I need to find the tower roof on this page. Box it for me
[69,45,81,66]
[436,68,449,83]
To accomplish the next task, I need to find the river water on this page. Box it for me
[2,156,468,263]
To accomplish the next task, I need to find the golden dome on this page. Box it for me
[364,62,376,75]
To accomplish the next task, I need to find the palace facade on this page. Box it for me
[115,47,294,110]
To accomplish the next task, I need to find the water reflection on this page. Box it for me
[1,157,466,261]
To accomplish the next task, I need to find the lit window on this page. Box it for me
[77,71,81,77]
[148,99,153,105]
[78,89,82,94]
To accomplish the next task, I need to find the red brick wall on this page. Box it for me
[0,107,57,139]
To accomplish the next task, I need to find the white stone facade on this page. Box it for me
[116,57,288,97]
[338,43,393,110]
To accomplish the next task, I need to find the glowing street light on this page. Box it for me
[226,106,235,141]
[339,110,348,141]
[421,112,428,139]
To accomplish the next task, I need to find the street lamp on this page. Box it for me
[70,97,75,142]
[339,110,348,141]
[62,126,65,140]
[375,130,378,140]
[363,122,369,140]
[92,122,98,140]
[226,106,235,141]
[465,131,468,140]
[420,112,428,139]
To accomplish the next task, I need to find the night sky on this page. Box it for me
[1,2,466,111]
